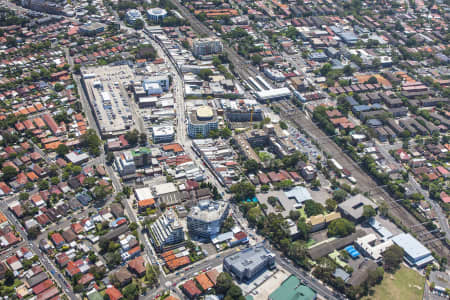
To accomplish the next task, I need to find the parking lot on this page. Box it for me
[287,125,323,164]
[239,266,290,297]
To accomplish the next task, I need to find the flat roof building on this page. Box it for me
[187,200,229,239]
[126,9,142,24]
[391,233,434,268]
[79,22,105,36]
[154,182,180,205]
[149,209,184,252]
[152,126,174,144]
[187,106,218,138]
[355,233,393,261]
[147,8,167,22]
[338,194,378,222]
[223,244,275,282]
[256,87,291,102]
[81,66,133,137]
[192,38,223,57]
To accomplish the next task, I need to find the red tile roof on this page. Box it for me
[183,280,201,298]
[105,287,123,300]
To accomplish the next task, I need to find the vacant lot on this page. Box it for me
[363,266,425,300]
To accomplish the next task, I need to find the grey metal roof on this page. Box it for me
[392,233,431,260]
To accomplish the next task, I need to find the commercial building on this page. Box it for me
[147,8,167,22]
[187,200,229,239]
[152,126,174,143]
[79,22,105,36]
[187,106,218,138]
[126,9,143,24]
[391,233,434,268]
[115,151,136,176]
[269,276,316,300]
[154,182,180,205]
[143,75,170,93]
[338,194,378,222]
[264,68,286,82]
[149,210,184,252]
[220,98,263,122]
[192,38,223,57]
[223,244,276,282]
[81,66,133,137]
[255,87,291,102]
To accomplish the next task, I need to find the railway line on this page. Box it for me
[168,0,257,80]
[168,0,449,261]
[274,101,449,260]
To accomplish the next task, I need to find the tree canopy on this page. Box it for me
[327,218,355,237]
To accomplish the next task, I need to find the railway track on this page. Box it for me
[168,0,257,80]
[166,0,449,261]
[274,101,449,260]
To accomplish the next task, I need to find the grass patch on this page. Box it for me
[363,266,425,300]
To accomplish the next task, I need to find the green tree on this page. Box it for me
[279,121,288,130]
[297,218,311,241]
[261,184,270,192]
[220,127,232,138]
[379,201,389,217]
[362,205,376,220]
[367,76,378,84]
[289,210,300,221]
[19,192,29,201]
[368,267,384,286]
[81,129,101,156]
[383,244,404,272]
[56,143,69,156]
[125,129,139,146]
[133,19,144,30]
[311,179,321,189]
[288,240,308,266]
[227,284,243,299]
[216,272,233,294]
[139,132,147,145]
[198,69,213,81]
[327,218,355,237]
[54,83,64,92]
[27,226,40,239]
[122,282,139,300]
[221,216,235,233]
[332,189,347,202]
[244,159,260,173]
[304,200,324,217]
[230,181,255,201]
[2,166,18,181]
[325,198,337,212]
[250,54,262,65]
[4,269,14,286]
